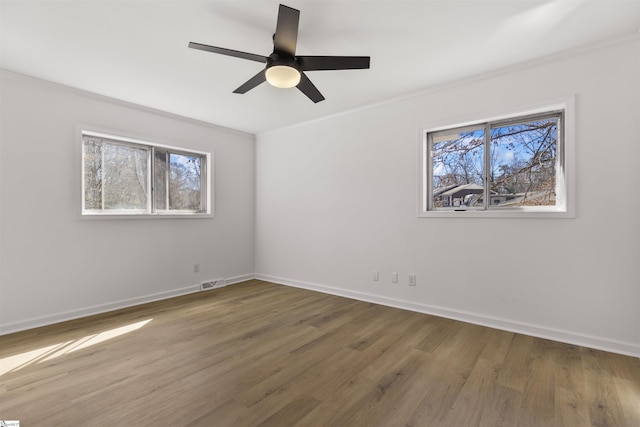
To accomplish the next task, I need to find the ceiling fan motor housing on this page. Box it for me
[267,53,300,72]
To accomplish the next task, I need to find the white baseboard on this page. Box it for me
[255,274,640,358]
[0,273,255,336]
[226,273,256,285]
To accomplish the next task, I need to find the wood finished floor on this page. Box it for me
[1,280,638,426]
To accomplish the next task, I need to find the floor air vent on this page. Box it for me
[201,278,227,291]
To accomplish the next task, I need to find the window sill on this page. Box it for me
[79,212,214,220]
[418,207,574,219]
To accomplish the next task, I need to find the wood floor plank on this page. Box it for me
[184,399,248,427]
[404,372,469,427]
[497,333,536,393]
[1,280,638,426]
[333,350,427,426]
[515,339,558,426]
[554,343,589,426]
[583,352,629,427]
[256,395,321,427]
[294,331,408,425]
[555,385,590,427]
[613,377,640,426]
[446,357,505,426]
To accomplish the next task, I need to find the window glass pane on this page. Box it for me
[490,117,558,207]
[168,153,202,211]
[83,137,103,210]
[102,142,149,210]
[154,150,168,210]
[432,127,485,208]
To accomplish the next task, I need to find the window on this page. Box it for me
[81,130,211,216]
[420,104,573,218]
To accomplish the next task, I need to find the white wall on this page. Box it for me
[0,71,255,334]
[255,36,640,356]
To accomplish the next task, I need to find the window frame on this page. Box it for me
[418,97,575,218]
[79,127,213,218]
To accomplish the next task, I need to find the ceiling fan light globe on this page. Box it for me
[266,65,301,88]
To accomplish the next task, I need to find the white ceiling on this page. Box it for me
[2,1,639,134]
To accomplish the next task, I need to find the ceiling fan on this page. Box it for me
[189,4,370,103]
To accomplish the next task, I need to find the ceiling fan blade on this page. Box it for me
[297,56,370,71]
[273,4,299,56]
[189,42,268,63]
[297,72,325,103]
[233,70,267,94]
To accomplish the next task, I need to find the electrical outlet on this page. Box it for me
[373,270,379,281]
[193,263,200,273]
[391,272,398,283]
[408,274,416,286]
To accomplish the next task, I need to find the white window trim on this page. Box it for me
[417,95,575,219]
[77,124,214,219]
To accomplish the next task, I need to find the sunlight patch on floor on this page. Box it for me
[0,319,152,376]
